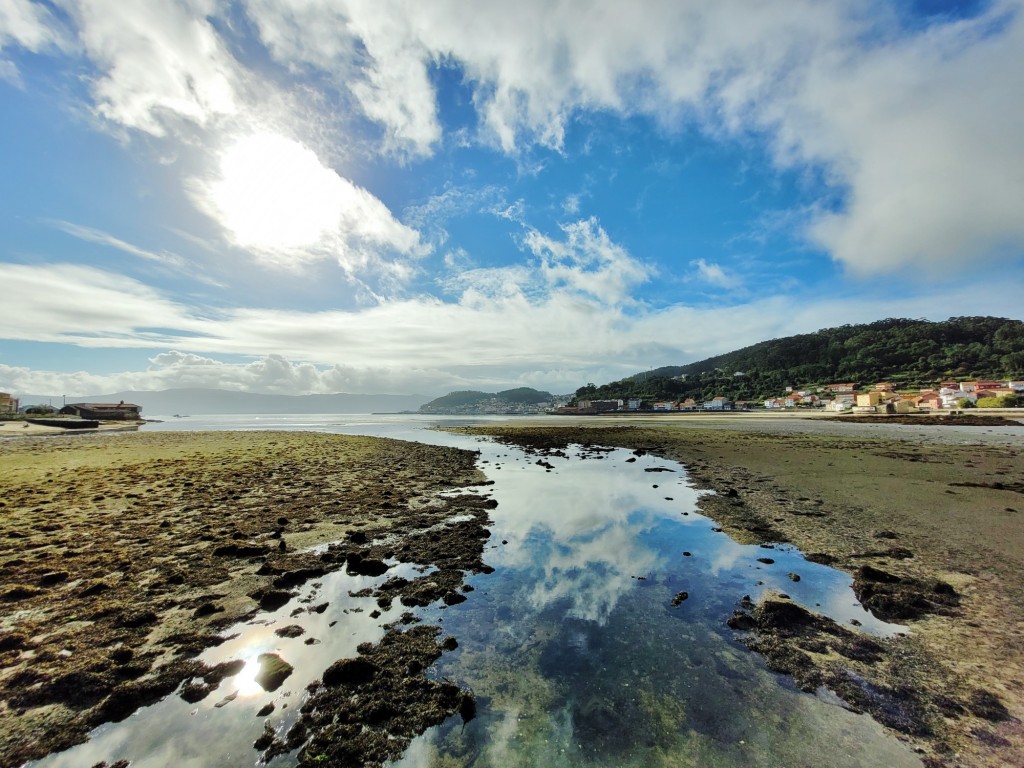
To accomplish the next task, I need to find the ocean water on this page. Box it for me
[30,415,921,767]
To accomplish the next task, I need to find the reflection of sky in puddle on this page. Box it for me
[30,563,429,768]
[29,422,918,768]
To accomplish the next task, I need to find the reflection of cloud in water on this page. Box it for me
[525,522,663,624]
[705,535,751,576]
[479,447,697,625]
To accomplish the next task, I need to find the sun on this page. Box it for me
[207,132,344,252]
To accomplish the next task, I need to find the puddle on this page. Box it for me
[30,420,921,767]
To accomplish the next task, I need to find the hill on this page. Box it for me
[576,316,1024,404]
[420,387,554,414]
[16,389,430,416]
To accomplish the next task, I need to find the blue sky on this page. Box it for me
[1,0,1022,397]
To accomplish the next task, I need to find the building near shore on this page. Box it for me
[576,399,622,412]
[856,391,884,408]
[0,392,18,415]
[59,401,141,420]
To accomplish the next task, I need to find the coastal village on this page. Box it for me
[561,378,1024,415]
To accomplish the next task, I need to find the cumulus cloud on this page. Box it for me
[190,132,426,275]
[13,2,1020,276]
[4,232,1023,398]
[236,0,1024,273]
[525,217,653,305]
[243,0,440,157]
[691,259,741,290]
[1,3,422,283]
[60,0,240,136]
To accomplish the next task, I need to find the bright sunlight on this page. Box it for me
[208,133,344,252]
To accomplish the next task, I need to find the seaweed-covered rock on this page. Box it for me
[254,653,293,692]
[852,566,959,622]
[273,626,474,768]
[322,658,377,687]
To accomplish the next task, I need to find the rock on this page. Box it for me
[212,543,266,558]
[273,567,327,589]
[727,611,756,631]
[254,654,293,692]
[257,702,275,717]
[117,610,158,629]
[671,591,689,606]
[787,573,801,582]
[853,566,959,622]
[322,658,377,687]
[274,625,305,638]
[754,600,817,633]
[804,553,836,565]
[252,589,292,611]
[192,602,223,618]
[253,722,276,750]
[214,690,239,708]
[756,557,775,565]
[1,585,43,602]
[180,681,213,703]
[39,571,70,586]
[346,555,390,577]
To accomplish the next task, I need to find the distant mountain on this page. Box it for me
[420,387,554,413]
[17,388,430,416]
[577,316,1024,403]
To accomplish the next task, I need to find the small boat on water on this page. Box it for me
[26,418,99,429]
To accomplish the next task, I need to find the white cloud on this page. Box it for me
[4,235,1023,398]
[0,263,203,345]
[525,217,653,305]
[190,132,426,275]
[237,0,1024,273]
[60,0,240,136]
[15,1,1020,277]
[49,220,188,269]
[0,57,20,86]
[691,259,741,290]
[0,0,64,51]
[242,0,440,157]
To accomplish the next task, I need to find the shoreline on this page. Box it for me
[4,418,1023,766]
[0,420,145,437]
[451,418,1024,767]
[0,430,490,767]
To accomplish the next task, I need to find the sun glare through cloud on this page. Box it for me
[208,133,343,252]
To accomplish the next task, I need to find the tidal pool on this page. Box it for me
[29,425,921,767]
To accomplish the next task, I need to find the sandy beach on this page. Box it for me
[0,430,490,766]
[451,414,1024,767]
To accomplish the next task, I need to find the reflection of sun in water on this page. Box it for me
[208,132,343,251]
[233,652,269,698]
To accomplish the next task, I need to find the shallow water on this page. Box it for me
[29,416,921,767]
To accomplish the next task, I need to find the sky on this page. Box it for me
[1,0,1023,398]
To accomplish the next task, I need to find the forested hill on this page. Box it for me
[420,387,554,413]
[577,317,1024,404]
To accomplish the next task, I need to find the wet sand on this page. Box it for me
[0,431,490,766]
[454,416,1024,768]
